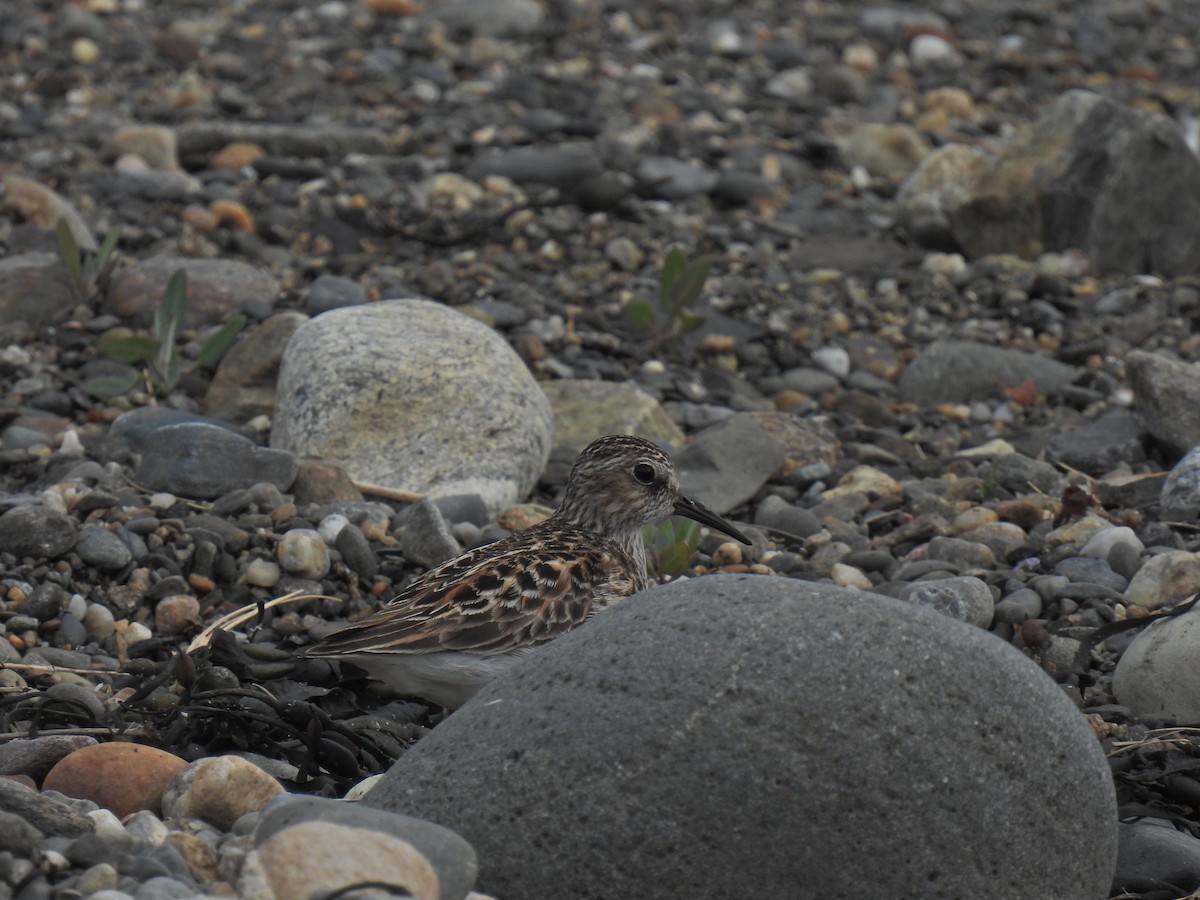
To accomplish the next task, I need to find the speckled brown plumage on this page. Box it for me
[300,434,750,708]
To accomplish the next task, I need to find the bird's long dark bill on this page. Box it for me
[673,495,752,545]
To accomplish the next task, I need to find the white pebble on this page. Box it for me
[830,563,872,590]
[1080,526,1144,560]
[243,559,282,588]
[87,808,127,839]
[148,493,177,510]
[125,621,153,643]
[812,347,851,378]
[277,529,331,579]
[317,514,350,545]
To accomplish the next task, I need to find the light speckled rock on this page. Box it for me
[253,796,477,900]
[540,379,684,462]
[1114,606,1200,720]
[899,575,995,627]
[368,575,1116,900]
[162,756,283,831]
[271,299,553,514]
[1125,550,1200,610]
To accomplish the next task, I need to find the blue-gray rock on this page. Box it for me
[989,452,1066,496]
[136,423,298,500]
[993,587,1044,624]
[675,414,788,514]
[752,494,821,539]
[1115,820,1200,894]
[0,253,82,328]
[423,0,543,37]
[367,575,1117,900]
[254,796,477,900]
[110,407,251,453]
[1052,557,1128,592]
[304,275,366,315]
[271,299,553,514]
[75,525,133,570]
[635,156,720,200]
[465,143,601,188]
[0,506,77,559]
[1043,409,1147,476]
[897,341,1076,406]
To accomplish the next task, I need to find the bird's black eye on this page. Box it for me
[633,462,656,485]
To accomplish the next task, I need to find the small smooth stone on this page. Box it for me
[829,563,872,590]
[242,559,281,588]
[1079,526,1144,560]
[0,809,45,855]
[811,347,851,378]
[84,603,116,640]
[753,495,821,539]
[75,525,134,570]
[316,514,350,544]
[1052,557,1128,592]
[161,757,284,831]
[1116,819,1200,889]
[993,588,1043,625]
[900,575,995,628]
[154,595,200,636]
[76,862,120,894]
[43,744,188,819]
[127,621,153,643]
[1114,606,1200,719]
[276,529,331,579]
[924,536,997,570]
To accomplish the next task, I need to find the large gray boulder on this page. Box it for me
[271,299,553,513]
[897,340,1076,406]
[367,575,1117,900]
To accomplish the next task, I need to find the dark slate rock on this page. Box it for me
[333,523,377,580]
[305,274,367,315]
[1128,350,1200,459]
[1115,820,1200,894]
[0,778,93,837]
[1043,409,1147,476]
[75,524,134,570]
[367,575,1117,900]
[110,407,251,453]
[0,736,97,782]
[0,506,76,559]
[675,414,788,514]
[135,423,298,500]
[399,499,461,569]
[465,143,601,188]
[897,341,1076,406]
[0,810,44,856]
[1162,445,1200,519]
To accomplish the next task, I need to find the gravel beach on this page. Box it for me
[3,1,1200,897]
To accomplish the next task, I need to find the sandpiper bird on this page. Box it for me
[300,434,750,708]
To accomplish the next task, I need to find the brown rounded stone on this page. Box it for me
[43,743,187,819]
[154,594,200,636]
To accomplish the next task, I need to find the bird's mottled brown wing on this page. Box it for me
[302,527,641,658]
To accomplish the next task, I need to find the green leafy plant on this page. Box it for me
[56,218,119,302]
[84,270,245,399]
[644,517,702,581]
[625,246,712,349]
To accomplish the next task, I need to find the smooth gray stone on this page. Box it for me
[368,575,1117,900]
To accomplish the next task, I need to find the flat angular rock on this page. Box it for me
[540,379,684,462]
[897,340,1076,406]
[271,299,552,514]
[107,256,279,326]
[368,575,1117,900]
[135,422,298,500]
[202,311,309,424]
[1127,350,1200,458]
